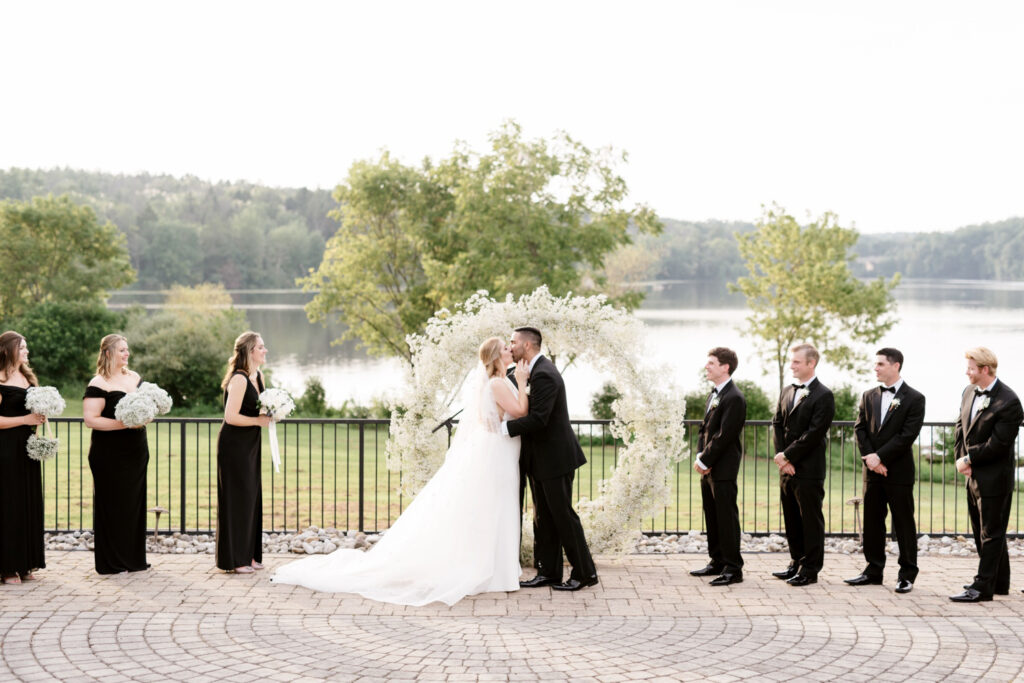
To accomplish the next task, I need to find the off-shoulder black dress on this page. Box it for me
[0,384,46,576]
[84,383,150,574]
[215,371,264,570]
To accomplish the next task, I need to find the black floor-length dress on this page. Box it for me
[85,384,150,574]
[0,384,46,576]
[215,371,264,570]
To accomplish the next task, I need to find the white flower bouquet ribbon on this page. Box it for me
[258,388,295,473]
[25,386,66,461]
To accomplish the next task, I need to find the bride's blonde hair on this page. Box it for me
[478,337,505,378]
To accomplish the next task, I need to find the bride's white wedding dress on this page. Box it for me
[272,368,522,606]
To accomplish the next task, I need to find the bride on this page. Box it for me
[272,337,529,606]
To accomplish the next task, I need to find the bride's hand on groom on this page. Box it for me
[513,360,529,387]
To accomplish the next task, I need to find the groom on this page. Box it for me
[503,326,598,591]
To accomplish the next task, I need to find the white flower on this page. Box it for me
[980,396,991,411]
[115,392,158,427]
[709,396,720,410]
[259,388,295,422]
[524,384,531,397]
[25,386,66,417]
[795,388,810,405]
[889,397,901,410]
[26,434,58,461]
[137,382,173,414]
[389,285,689,556]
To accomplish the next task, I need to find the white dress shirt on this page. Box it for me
[791,376,816,409]
[970,377,998,423]
[879,378,904,425]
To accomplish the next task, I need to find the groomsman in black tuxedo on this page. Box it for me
[771,343,835,586]
[690,348,747,586]
[846,348,925,594]
[504,327,597,592]
[949,347,1023,603]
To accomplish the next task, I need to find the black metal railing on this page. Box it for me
[42,418,1023,536]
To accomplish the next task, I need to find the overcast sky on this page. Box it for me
[2,1,1022,233]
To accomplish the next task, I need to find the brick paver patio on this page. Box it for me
[2,551,1022,681]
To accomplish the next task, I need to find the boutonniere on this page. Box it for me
[524,384,531,397]
[795,388,810,405]
[709,396,720,410]
[979,396,990,411]
[889,398,901,411]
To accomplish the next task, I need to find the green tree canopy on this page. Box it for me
[301,122,661,362]
[731,204,900,392]
[0,195,135,321]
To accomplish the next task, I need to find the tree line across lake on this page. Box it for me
[2,167,1022,294]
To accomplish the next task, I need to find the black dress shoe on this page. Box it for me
[690,564,724,577]
[949,588,992,602]
[519,575,559,588]
[551,576,599,591]
[709,573,743,586]
[786,574,817,586]
[772,566,799,580]
[963,584,1008,595]
[895,580,913,594]
[844,574,883,586]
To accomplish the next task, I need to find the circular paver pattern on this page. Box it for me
[2,611,1022,681]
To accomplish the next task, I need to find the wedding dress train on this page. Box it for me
[272,370,521,606]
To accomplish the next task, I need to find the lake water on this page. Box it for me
[108,280,1024,420]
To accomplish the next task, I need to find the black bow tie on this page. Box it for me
[975,388,991,396]
[881,386,896,393]
[792,383,806,389]
[710,388,719,395]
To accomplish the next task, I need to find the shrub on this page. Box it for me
[124,285,248,408]
[6,301,127,387]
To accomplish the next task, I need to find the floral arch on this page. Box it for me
[387,286,689,555]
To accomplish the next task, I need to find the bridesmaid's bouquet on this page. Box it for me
[137,382,174,414]
[259,388,295,473]
[25,386,66,462]
[115,382,173,428]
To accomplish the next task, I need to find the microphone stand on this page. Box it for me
[431,408,463,439]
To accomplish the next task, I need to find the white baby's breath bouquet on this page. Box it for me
[114,392,158,428]
[25,386,66,461]
[137,382,173,415]
[259,388,295,473]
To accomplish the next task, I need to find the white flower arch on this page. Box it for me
[387,286,689,554]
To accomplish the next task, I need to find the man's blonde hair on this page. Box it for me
[790,343,820,365]
[965,347,998,375]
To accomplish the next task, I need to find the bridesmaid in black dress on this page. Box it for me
[83,334,151,574]
[216,331,270,574]
[0,331,47,584]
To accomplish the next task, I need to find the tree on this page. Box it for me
[301,122,661,363]
[125,284,248,408]
[731,205,900,393]
[0,195,135,321]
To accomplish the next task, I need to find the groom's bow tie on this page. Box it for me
[975,388,991,396]
[791,383,806,389]
[881,386,896,394]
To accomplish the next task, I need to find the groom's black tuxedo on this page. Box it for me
[697,379,746,573]
[772,377,835,579]
[506,355,595,583]
[854,382,925,582]
[954,379,1023,596]
[507,356,587,480]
